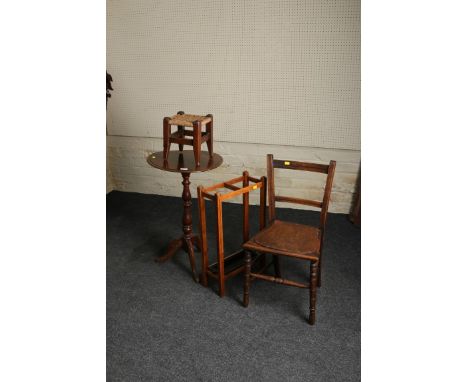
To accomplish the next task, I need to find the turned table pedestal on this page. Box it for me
[147,150,223,282]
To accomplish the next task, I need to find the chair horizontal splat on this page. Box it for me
[250,273,309,289]
[275,195,323,208]
[273,159,329,173]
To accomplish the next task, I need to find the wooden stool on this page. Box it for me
[163,111,213,167]
[197,171,266,297]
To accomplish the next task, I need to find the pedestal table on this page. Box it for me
[147,150,223,282]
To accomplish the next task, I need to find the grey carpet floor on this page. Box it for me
[107,191,360,381]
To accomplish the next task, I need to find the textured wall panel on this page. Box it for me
[107,0,360,150]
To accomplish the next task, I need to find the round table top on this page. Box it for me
[147,151,223,173]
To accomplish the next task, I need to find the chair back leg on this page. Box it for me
[273,255,281,278]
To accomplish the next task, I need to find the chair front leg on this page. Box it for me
[309,260,318,325]
[243,250,252,307]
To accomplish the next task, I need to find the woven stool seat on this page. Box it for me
[168,114,212,127]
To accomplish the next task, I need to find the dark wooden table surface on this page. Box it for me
[147,150,223,282]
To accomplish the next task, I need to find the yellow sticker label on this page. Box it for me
[253,185,257,190]
[284,161,290,165]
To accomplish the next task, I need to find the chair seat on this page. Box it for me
[168,114,212,127]
[243,220,321,259]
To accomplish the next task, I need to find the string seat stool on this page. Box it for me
[163,111,213,167]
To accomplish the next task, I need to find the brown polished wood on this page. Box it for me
[147,150,223,282]
[243,154,336,325]
[197,172,266,297]
[162,111,214,167]
[148,150,222,173]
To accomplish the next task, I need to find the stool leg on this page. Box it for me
[193,121,202,167]
[206,114,213,157]
[163,117,171,161]
[177,125,184,151]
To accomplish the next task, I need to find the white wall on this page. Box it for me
[106,0,360,213]
[107,135,359,213]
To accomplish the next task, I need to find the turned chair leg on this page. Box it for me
[163,117,171,161]
[273,255,281,278]
[243,251,252,307]
[309,260,318,325]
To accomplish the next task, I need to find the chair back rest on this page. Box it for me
[267,154,336,231]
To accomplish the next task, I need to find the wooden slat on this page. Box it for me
[207,266,247,280]
[202,176,244,193]
[171,130,209,137]
[207,249,246,279]
[320,160,336,230]
[250,273,308,288]
[224,176,244,185]
[168,137,193,145]
[267,154,276,221]
[259,176,266,229]
[206,269,218,280]
[242,171,250,242]
[275,195,322,208]
[224,183,240,191]
[248,176,261,183]
[215,194,225,297]
[273,159,329,174]
[219,181,263,201]
[201,191,215,201]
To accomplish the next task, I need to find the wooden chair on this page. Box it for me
[197,171,266,297]
[163,111,213,167]
[242,155,336,325]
